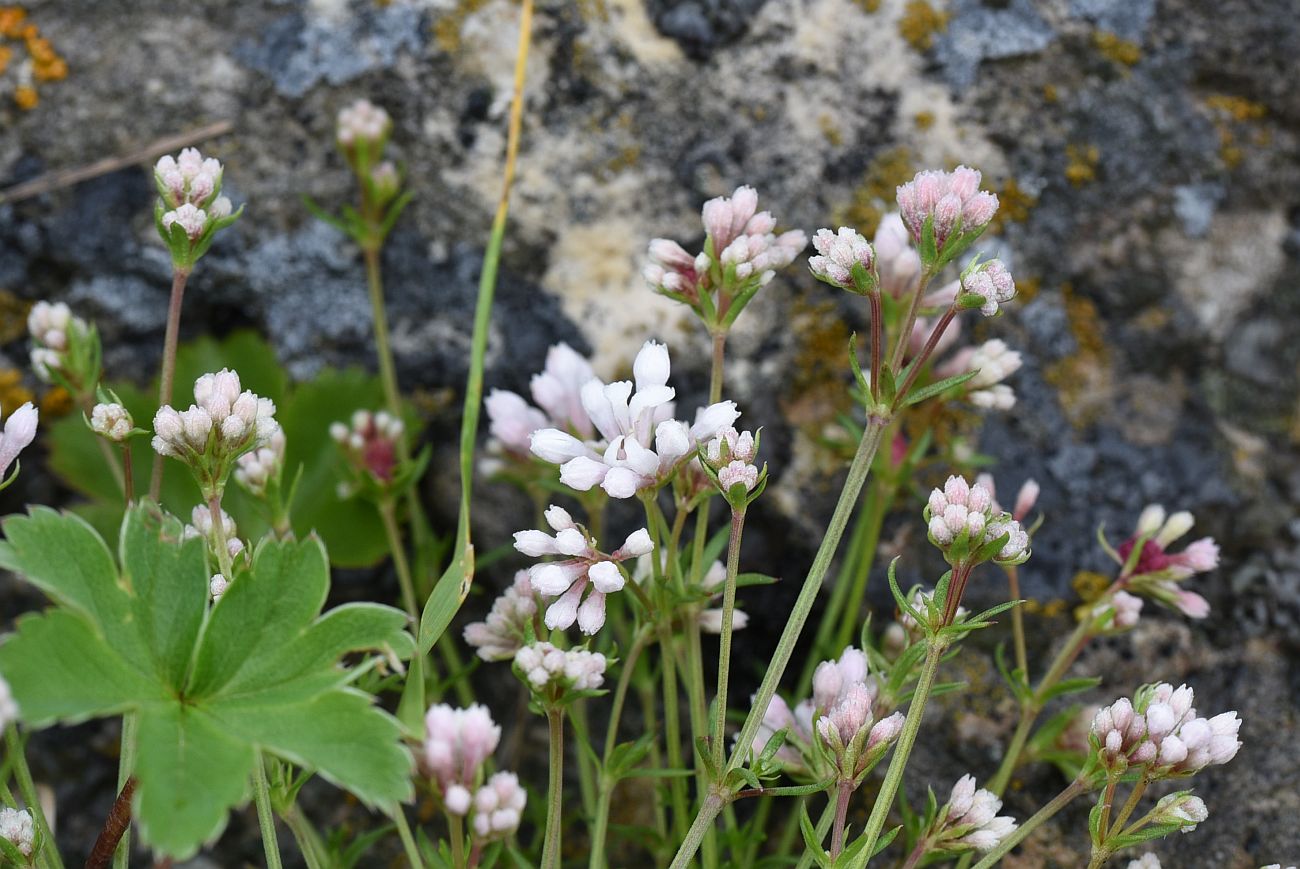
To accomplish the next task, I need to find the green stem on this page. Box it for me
[671,420,889,869]
[207,493,234,581]
[829,779,854,859]
[658,622,690,844]
[710,508,746,773]
[148,267,189,503]
[282,805,329,869]
[1108,776,1147,838]
[252,752,284,869]
[970,777,1089,869]
[378,499,419,618]
[392,805,426,869]
[794,798,837,869]
[1005,564,1028,681]
[802,492,870,688]
[592,635,652,869]
[709,331,727,403]
[112,713,137,869]
[886,270,931,374]
[363,247,402,425]
[568,701,598,820]
[450,812,467,869]
[669,793,727,869]
[542,708,565,869]
[5,727,63,869]
[851,640,946,866]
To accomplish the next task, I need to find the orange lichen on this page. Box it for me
[899,0,949,52]
[1,6,68,109]
[39,386,72,416]
[13,84,36,109]
[1203,94,1267,170]
[0,369,34,410]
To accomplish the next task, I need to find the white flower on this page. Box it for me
[184,505,245,563]
[960,259,1016,317]
[936,774,1018,851]
[472,771,527,841]
[1092,683,1241,776]
[424,704,501,805]
[337,98,392,147]
[531,341,740,499]
[808,227,874,289]
[486,343,596,460]
[26,300,74,350]
[925,475,1029,562]
[235,429,285,496]
[513,642,606,691]
[209,573,229,601]
[1127,854,1162,869]
[873,212,922,298]
[0,807,34,857]
[154,148,224,207]
[1100,590,1144,629]
[942,339,1023,410]
[152,369,278,471]
[91,402,134,442]
[0,401,39,480]
[162,203,208,240]
[463,572,539,661]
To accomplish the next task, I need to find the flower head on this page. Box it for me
[331,410,405,491]
[513,642,606,692]
[0,807,34,857]
[234,429,285,498]
[337,98,392,148]
[472,771,527,842]
[924,475,1029,565]
[486,342,595,461]
[0,401,38,484]
[90,402,134,442]
[896,166,999,263]
[808,227,876,292]
[928,775,1018,852]
[960,259,1017,317]
[423,703,502,812]
[530,341,740,499]
[154,148,224,209]
[463,571,539,660]
[28,300,95,387]
[1091,683,1241,778]
[1116,505,1218,618]
[154,149,239,268]
[515,507,651,634]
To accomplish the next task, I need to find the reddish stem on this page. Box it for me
[86,777,136,869]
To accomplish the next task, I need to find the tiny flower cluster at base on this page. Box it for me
[529,340,740,499]
[27,300,91,384]
[0,807,34,857]
[514,505,652,634]
[90,402,133,442]
[1091,682,1241,777]
[331,410,405,492]
[337,98,391,148]
[463,571,539,660]
[0,401,38,484]
[928,774,1018,852]
[514,642,606,692]
[1127,855,1162,869]
[184,505,246,563]
[234,429,285,497]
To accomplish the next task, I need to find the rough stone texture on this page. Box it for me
[2,0,1299,864]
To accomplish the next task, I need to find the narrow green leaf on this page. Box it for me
[901,369,980,408]
[419,542,474,655]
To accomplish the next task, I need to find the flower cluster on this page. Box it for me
[463,571,539,660]
[938,338,1022,410]
[90,402,134,442]
[1116,505,1219,618]
[1149,792,1208,833]
[152,369,279,494]
[1097,589,1145,630]
[0,401,38,487]
[644,186,805,320]
[513,642,606,692]
[926,775,1018,852]
[486,342,594,460]
[0,807,34,858]
[896,166,999,265]
[514,505,651,634]
[1128,854,1162,869]
[808,227,875,293]
[337,98,391,149]
[925,475,1030,565]
[1091,683,1241,777]
[234,429,285,498]
[0,674,17,731]
[471,771,527,842]
[184,504,245,563]
[960,259,1017,317]
[331,410,406,491]
[28,300,85,384]
[530,341,740,499]
[704,425,762,501]
[153,148,240,268]
[423,704,501,815]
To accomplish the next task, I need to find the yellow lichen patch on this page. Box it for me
[0,368,34,410]
[1022,598,1069,619]
[781,295,854,429]
[913,110,935,131]
[1203,94,1267,121]
[854,0,881,12]
[989,177,1037,232]
[818,114,844,147]
[1065,144,1100,187]
[899,0,949,52]
[433,0,495,54]
[1043,284,1115,428]
[1071,570,1111,604]
[1091,30,1141,67]
[1,6,68,109]
[1013,274,1041,303]
[1203,94,1267,170]
[0,290,29,343]
[1042,83,1059,103]
[39,386,72,416]
[834,147,915,235]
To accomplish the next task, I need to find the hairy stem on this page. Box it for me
[251,752,283,869]
[868,291,883,402]
[148,267,189,502]
[669,793,727,869]
[86,777,135,869]
[851,640,946,866]
[711,507,746,773]
[281,805,329,869]
[970,777,1089,869]
[1108,776,1148,838]
[588,633,650,869]
[829,780,854,859]
[392,806,426,869]
[111,713,138,869]
[709,331,727,403]
[542,708,565,869]
[893,307,957,406]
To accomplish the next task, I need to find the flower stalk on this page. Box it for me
[970,776,1089,869]
[148,267,189,502]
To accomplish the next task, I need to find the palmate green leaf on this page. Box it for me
[0,505,414,858]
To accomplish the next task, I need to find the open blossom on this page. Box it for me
[0,807,34,857]
[0,674,17,731]
[808,227,875,290]
[1091,683,1241,777]
[514,642,606,691]
[645,185,806,303]
[472,771,527,841]
[707,425,761,496]
[896,166,999,252]
[331,410,404,485]
[424,704,501,814]
[961,259,1017,317]
[337,98,391,147]
[1118,505,1218,619]
[152,370,279,482]
[486,342,595,458]
[235,429,285,497]
[932,775,1018,852]
[0,401,39,482]
[529,341,740,499]
[463,571,539,660]
[925,475,1029,563]
[515,506,652,634]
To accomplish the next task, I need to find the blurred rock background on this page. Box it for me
[1,0,1297,864]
